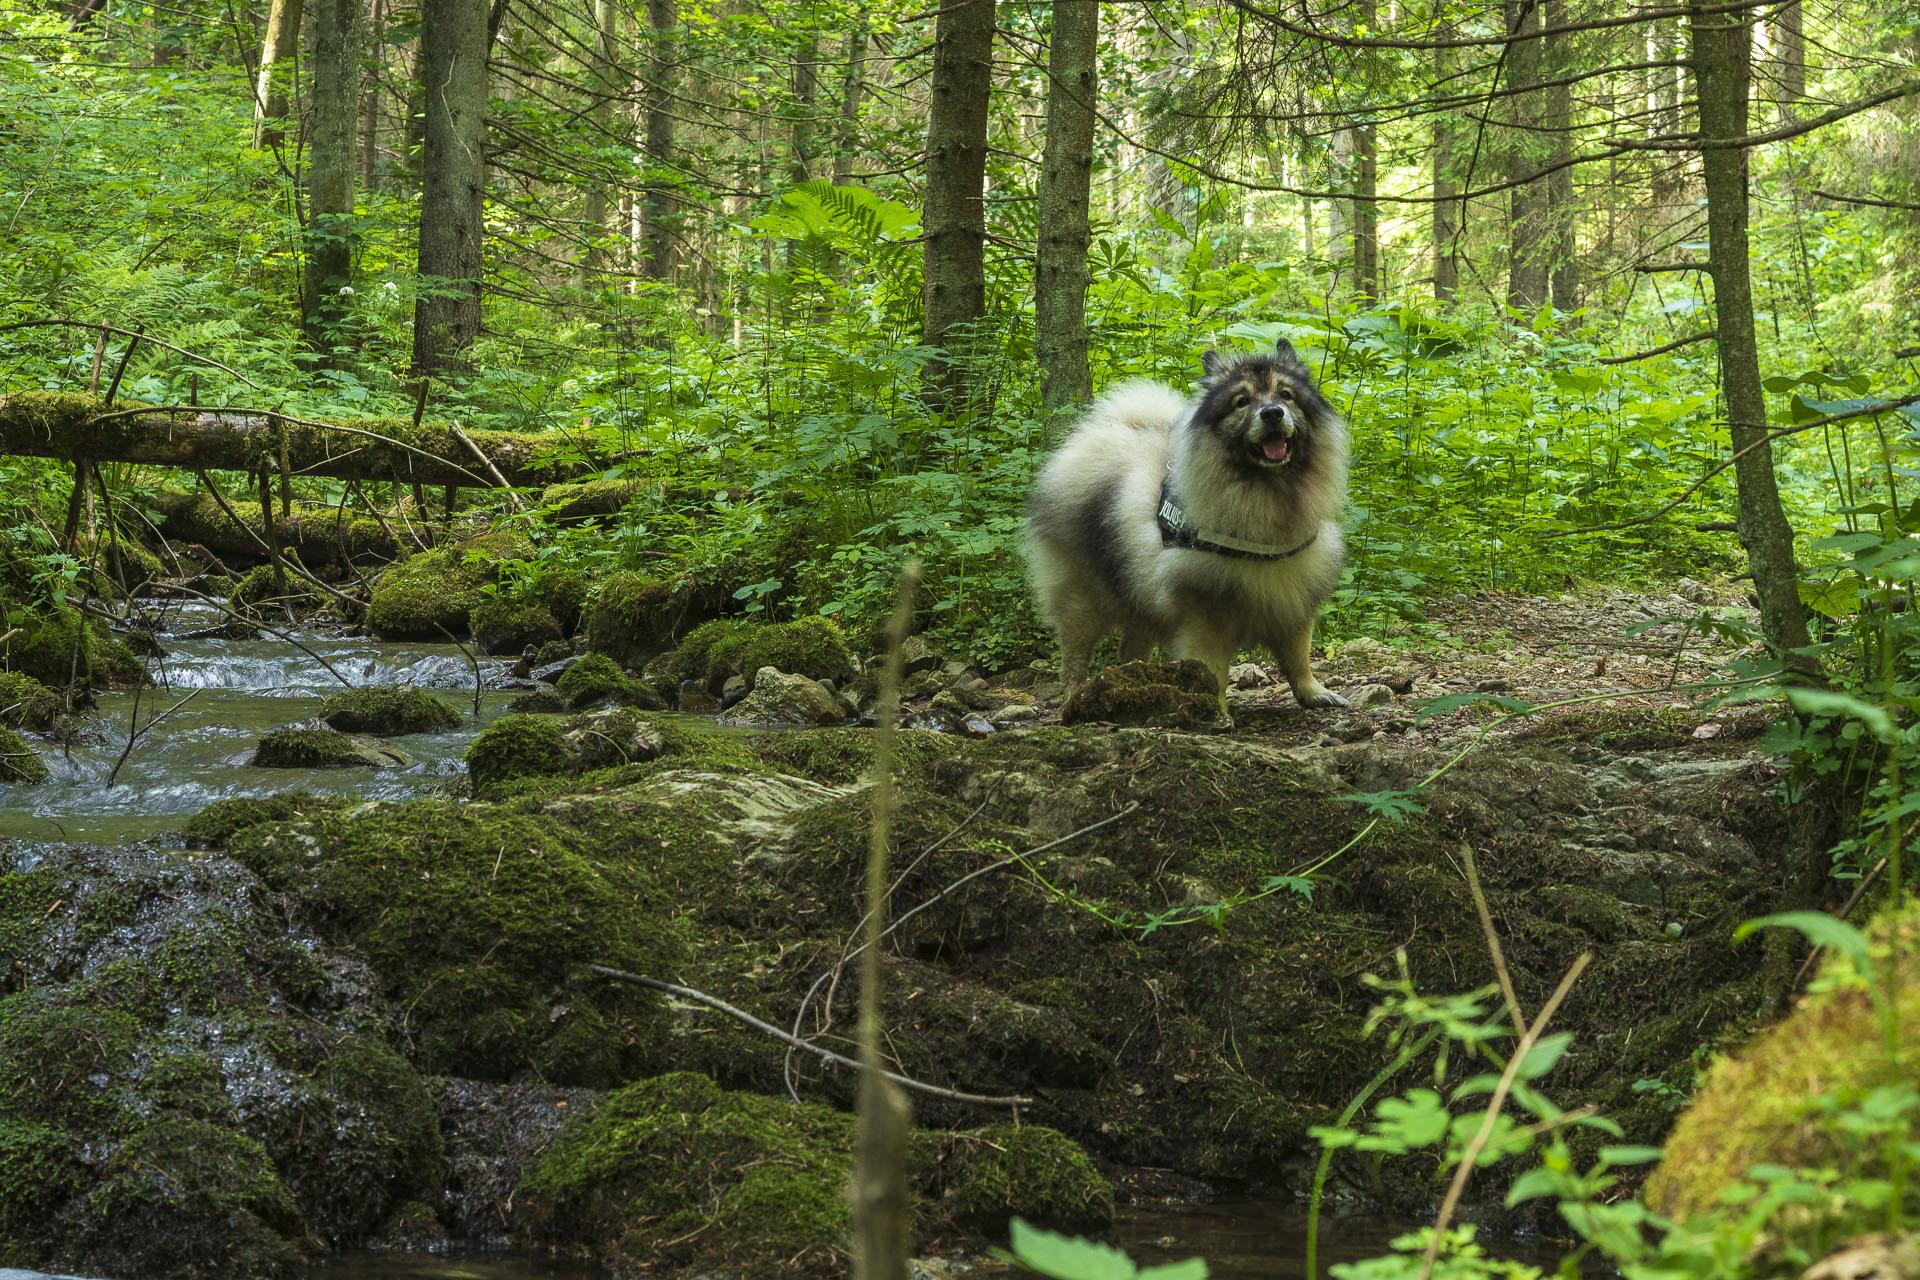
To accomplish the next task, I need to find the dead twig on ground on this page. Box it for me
[588,967,1030,1108]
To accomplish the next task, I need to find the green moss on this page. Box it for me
[670,617,748,685]
[585,571,716,666]
[931,1124,1113,1236]
[321,685,461,736]
[0,726,47,783]
[1646,897,1920,1233]
[79,1117,302,1279]
[251,727,377,769]
[556,651,644,709]
[232,562,320,615]
[517,1071,855,1275]
[0,1117,83,1246]
[0,671,59,730]
[204,572,237,597]
[365,534,526,639]
[227,797,705,1082]
[272,1036,444,1242]
[465,715,569,796]
[540,477,647,522]
[181,792,347,848]
[691,617,855,693]
[472,592,563,656]
[0,989,142,1127]
[0,607,144,688]
[1061,659,1222,728]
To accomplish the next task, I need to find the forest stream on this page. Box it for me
[0,602,516,845]
[0,585,1794,1279]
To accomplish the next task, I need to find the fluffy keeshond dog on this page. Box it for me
[1025,339,1349,713]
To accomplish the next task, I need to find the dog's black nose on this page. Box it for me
[1259,404,1290,430]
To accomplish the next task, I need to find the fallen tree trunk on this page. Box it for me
[0,392,592,488]
[149,490,402,565]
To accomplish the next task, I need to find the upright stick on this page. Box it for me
[852,563,921,1280]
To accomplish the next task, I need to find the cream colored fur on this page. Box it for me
[1025,376,1348,713]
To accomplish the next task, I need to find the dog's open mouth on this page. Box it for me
[1251,437,1291,466]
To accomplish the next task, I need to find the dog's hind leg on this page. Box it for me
[1117,629,1156,662]
[1054,600,1108,697]
[1272,621,1347,709]
[1173,624,1237,719]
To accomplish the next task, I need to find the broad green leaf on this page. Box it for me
[1733,910,1873,971]
[1781,689,1894,742]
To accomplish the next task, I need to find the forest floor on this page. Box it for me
[1176,578,1765,751]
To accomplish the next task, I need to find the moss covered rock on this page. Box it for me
[0,840,449,1276]
[473,593,564,656]
[517,1072,857,1275]
[231,562,321,616]
[467,708,684,798]
[365,535,524,639]
[320,685,461,736]
[182,793,348,849]
[0,606,144,689]
[251,727,403,769]
[466,715,570,795]
[555,651,665,710]
[0,726,48,783]
[227,796,707,1083]
[666,617,855,695]
[1061,659,1224,729]
[0,671,60,730]
[1645,897,1920,1238]
[929,1124,1114,1236]
[76,1117,303,1278]
[583,571,721,667]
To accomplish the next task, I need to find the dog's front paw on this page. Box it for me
[1294,683,1348,709]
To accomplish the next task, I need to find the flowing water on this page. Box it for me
[0,601,520,844]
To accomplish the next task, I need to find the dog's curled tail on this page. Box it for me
[1082,379,1189,435]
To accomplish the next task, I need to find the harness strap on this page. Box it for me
[1157,476,1320,561]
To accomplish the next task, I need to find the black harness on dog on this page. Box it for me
[1157,477,1320,562]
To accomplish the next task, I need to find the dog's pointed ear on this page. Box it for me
[1273,339,1303,368]
[1201,348,1228,378]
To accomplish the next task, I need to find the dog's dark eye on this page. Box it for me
[1278,387,1295,400]
[1231,393,1249,409]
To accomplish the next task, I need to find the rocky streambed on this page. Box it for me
[0,604,1797,1277]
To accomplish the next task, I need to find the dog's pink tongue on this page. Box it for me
[1261,438,1290,462]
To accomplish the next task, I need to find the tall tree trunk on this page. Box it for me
[359,0,384,190]
[641,0,678,282]
[1432,45,1459,302]
[411,0,489,376]
[1354,122,1379,302]
[1544,0,1577,312]
[578,0,618,285]
[253,0,304,147]
[1774,0,1805,117]
[832,26,867,184]
[920,0,993,404]
[1329,127,1352,283]
[1691,0,1814,671]
[792,36,819,182]
[1035,0,1097,432]
[1506,0,1548,309]
[305,0,362,354]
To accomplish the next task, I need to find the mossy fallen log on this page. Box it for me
[0,392,588,488]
